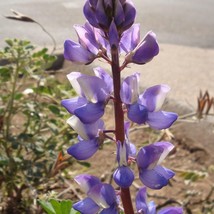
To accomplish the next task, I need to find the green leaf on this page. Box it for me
[50,199,62,214]
[38,200,56,214]
[48,104,60,115]
[60,200,72,214]
[77,161,91,168]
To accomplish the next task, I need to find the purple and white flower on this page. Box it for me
[66,116,105,160]
[120,73,178,130]
[136,142,175,189]
[73,174,119,214]
[61,67,113,124]
[64,22,109,64]
[136,187,183,214]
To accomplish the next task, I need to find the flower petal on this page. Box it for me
[114,0,125,26]
[135,187,149,213]
[93,67,113,94]
[127,103,148,124]
[113,166,134,188]
[136,144,164,169]
[120,23,140,53]
[158,207,183,214]
[88,183,117,209]
[66,116,104,140]
[139,165,175,189]
[154,142,174,165]
[147,111,178,130]
[74,102,105,124]
[132,31,159,64]
[100,205,118,214]
[73,197,100,214]
[67,138,99,160]
[96,0,110,28]
[120,73,140,104]
[74,23,99,55]
[109,21,119,48]
[61,97,87,115]
[122,0,136,31]
[74,174,101,194]
[139,85,170,112]
[83,1,99,28]
[66,72,85,96]
[77,75,110,103]
[64,40,95,64]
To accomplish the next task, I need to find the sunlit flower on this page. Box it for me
[61,67,113,124]
[120,73,178,130]
[64,22,109,64]
[73,174,119,214]
[66,116,105,160]
[136,142,175,189]
[136,187,183,214]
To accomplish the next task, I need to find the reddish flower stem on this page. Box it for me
[111,46,134,214]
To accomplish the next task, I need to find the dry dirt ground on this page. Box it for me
[55,61,214,214]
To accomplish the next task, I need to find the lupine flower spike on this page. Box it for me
[62,0,183,213]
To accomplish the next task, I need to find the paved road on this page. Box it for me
[0,0,214,49]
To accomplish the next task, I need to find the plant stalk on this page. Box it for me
[111,46,134,214]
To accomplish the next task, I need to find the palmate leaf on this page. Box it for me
[38,199,80,214]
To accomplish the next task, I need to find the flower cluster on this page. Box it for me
[62,0,183,213]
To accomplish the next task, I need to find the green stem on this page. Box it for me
[5,60,20,139]
[111,46,134,214]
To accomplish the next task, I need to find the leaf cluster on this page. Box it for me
[0,39,76,213]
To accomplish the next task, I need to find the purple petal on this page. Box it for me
[74,174,101,194]
[100,205,118,214]
[127,103,148,124]
[94,27,109,49]
[88,183,117,208]
[67,138,99,160]
[74,102,105,124]
[114,0,125,26]
[158,207,183,214]
[132,31,159,64]
[139,165,175,189]
[122,1,136,31]
[147,111,178,130]
[116,141,128,166]
[137,142,174,169]
[135,187,149,213]
[89,0,98,8]
[154,142,174,165]
[136,144,164,169]
[120,23,140,53]
[64,40,95,64]
[83,1,99,28]
[61,97,87,115]
[96,1,110,28]
[73,197,100,214]
[66,116,104,140]
[124,121,130,139]
[109,21,119,48]
[120,73,140,104]
[93,67,113,94]
[113,166,134,188]
[74,23,99,55]
[128,142,137,157]
[139,85,170,112]
[77,75,110,103]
